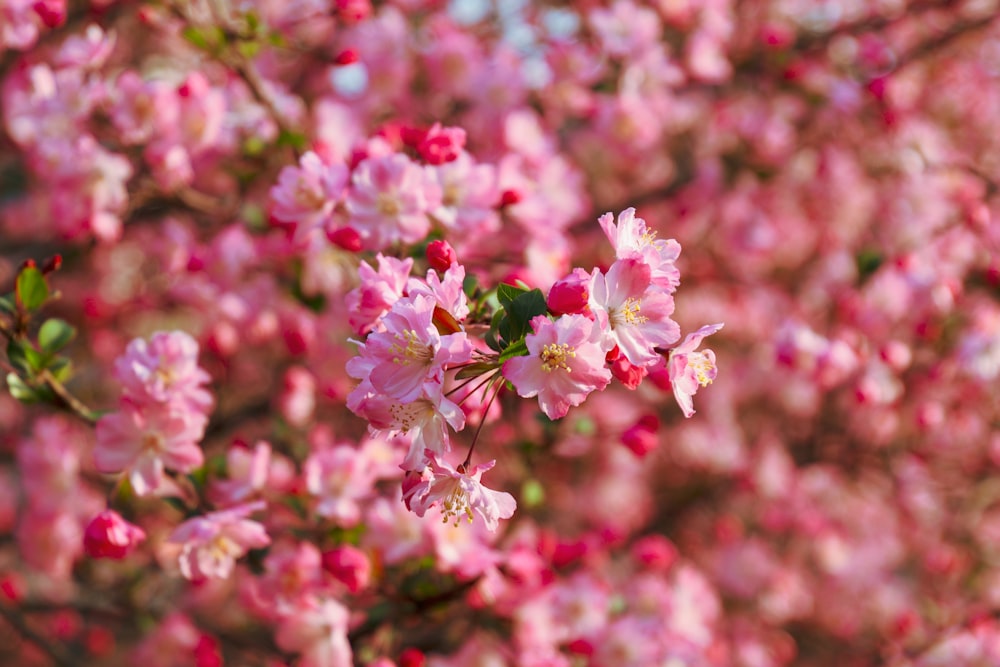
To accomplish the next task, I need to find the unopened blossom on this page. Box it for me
[589,257,681,367]
[504,314,612,420]
[168,501,270,581]
[347,295,472,404]
[404,451,516,532]
[547,268,592,316]
[94,403,205,496]
[84,510,146,559]
[668,323,723,418]
[417,123,466,164]
[346,152,442,249]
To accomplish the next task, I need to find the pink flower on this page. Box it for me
[167,501,270,581]
[270,151,349,243]
[348,379,464,471]
[503,314,612,420]
[598,207,681,292]
[303,445,377,526]
[429,151,500,239]
[84,510,146,559]
[275,597,352,667]
[114,330,213,415]
[94,403,205,496]
[668,323,724,418]
[347,295,472,404]
[346,153,442,249]
[404,452,516,532]
[589,257,681,367]
[344,253,413,335]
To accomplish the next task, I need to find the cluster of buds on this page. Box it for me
[345,208,722,531]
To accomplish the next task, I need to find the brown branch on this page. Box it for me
[0,602,76,667]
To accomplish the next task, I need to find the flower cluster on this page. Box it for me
[93,331,213,496]
[345,207,722,531]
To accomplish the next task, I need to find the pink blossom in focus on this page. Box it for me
[668,323,724,418]
[503,314,612,420]
[345,253,414,335]
[167,501,270,581]
[589,258,681,367]
[403,451,515,532]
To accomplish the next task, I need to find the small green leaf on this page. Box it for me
[47,357,73,383]
[504,289,548,342]
[38,318,75,354]
[0,293,15,315]
[236,40,260,59]
[181,25,209,50]
[454,361,498,380]
[498,337,529,362]
[15,267,48,311]
[521,479,545,508]
[278,129,307,151]
[497,282,529,310]
[6,339,43,374]
[6,373,39,403]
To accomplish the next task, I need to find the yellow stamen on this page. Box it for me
[540,342,576,372]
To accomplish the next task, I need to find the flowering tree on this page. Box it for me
[2,1,1000,666]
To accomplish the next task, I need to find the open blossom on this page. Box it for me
[346,294,472,403]
[94,403,205,496]
[589,257,681,366]
[303,445,377,526]
[404,451,516,532]
[270,150,348,242]
[275,597,352,667]
[344,253,413,335]
[168,501,270,581]
[503,314,612,420]
[346,152,442,249]
[113,330,213,415]
[348,379,465,471]
[668,323,724,418]
[599,207,681,292]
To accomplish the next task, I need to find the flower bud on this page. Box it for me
[426,240,457,273]
[398,648,426,667]
[334,49,359,66]
[327,226,363,252]
[620,415,659,458]
[547,268,590,316]
[322,545,371,593]
[417,124,465,165]
[83,510,146,559]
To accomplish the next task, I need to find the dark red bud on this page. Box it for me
[334,49,359,65]
[327,226,363,252]
[426,239,457,273]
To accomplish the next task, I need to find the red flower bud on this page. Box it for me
[417,124,466,165]
[620,414,659,458]
[322,545,372,593]
[327,226,363,252]
[426,239,457,273]
[399,648,426,667]
[334,49,359,65]
[547,268,591,316]
[83,510,146,559]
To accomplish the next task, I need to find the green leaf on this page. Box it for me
[0,293,15,316]
[15,267,48,311]
[236,40,260,59]
[498,337,529,362]
[521,479,545,508]
[504,289,548,343]
[38,318,75,354]
[6,339,43,374]
[47,357,73,383]
[181,25,209,50]
[277,129,307,151]
[496,282,529,310]
[454,361,498,380]
[6,373,39,403]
